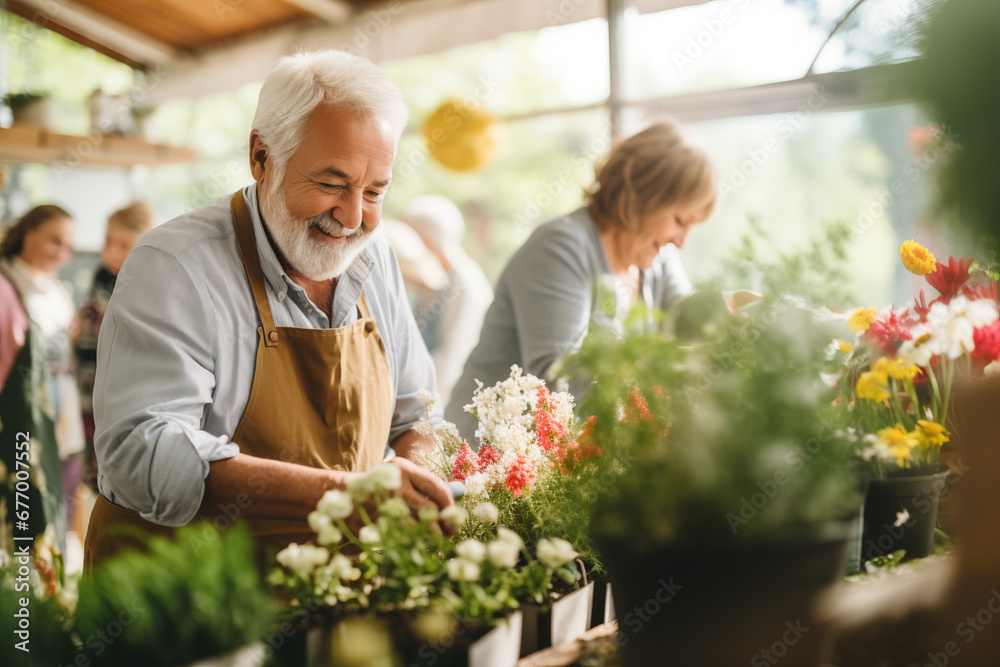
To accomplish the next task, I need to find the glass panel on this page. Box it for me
[381,18,609,122]
[640,103,975,308]
[811,0,944,74]
[628,0,856,100]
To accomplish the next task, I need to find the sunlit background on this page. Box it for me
[1,0,963,309]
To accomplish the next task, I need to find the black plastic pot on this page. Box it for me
[596,523,851,667]
[861,466,950,563]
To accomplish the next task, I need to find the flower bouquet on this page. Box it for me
[834,240,1000,561]
[413,370,603,652]
[269,464,582,667]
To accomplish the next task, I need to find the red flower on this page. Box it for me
[862,309,914,356]
[477,444,500,468]
[973,321,1000,364]
[451,443,479,482]
[534,386,567,453]
[926,257,973,300]
[505,454,537,498]
[962,281,1000,305]
[624,387,652,424]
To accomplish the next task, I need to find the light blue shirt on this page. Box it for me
[93,184,438,526]
[444,207,692,441]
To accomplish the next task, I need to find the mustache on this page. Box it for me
[308,212,361,238]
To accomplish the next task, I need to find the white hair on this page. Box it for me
[399,194,465,251]
[251,49,409,177]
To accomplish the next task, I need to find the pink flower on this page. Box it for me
[477,444,500,468]
[863,309,914,356]
[505,455,536,498]
[534,386,567,453]
[973,321,1000,364]
[451,444,479,482]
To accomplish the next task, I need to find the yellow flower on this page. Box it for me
[877,425,920,467]
[837,339,854,353]
[900,240,937,276]
[916,420,950,449]
[872,357,922,382]
[855,370,890,403]
[848,307,878,334]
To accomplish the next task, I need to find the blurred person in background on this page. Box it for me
[76,202,156,496]
[399,195,493,409]
[446,121,717,441]
[0,204,81,552]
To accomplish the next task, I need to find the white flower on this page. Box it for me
[455,539,487,563]
[378,497,411,519]
[986,360,1000,378]
[894,509,911,528]
[317,490,354,519]
[488,527,524,568]
[359,525,381,544]
[418,505,439,523]
[446,557,481,582]
[472,502,499,523]
[276,543,330,578]
[537,538,579,568]
[308,511,344,546]
[366,463,403,493]
[329,553,355,579]
[463,473,489,497]
[440,505,468,528]
[924,297,999,359]
[417,389,439,407]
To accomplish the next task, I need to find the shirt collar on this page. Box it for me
[241,183,375,308]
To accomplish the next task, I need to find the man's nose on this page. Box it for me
[336,189,364,230]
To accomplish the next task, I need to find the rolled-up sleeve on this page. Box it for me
[383,247,441,444]
[93,247,239,526]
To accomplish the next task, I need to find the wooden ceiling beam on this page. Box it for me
[13,0,176,67]
[283,0,354,24]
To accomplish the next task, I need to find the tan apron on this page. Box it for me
[84,191,393,570]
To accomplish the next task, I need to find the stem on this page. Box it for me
[335,517,365,549]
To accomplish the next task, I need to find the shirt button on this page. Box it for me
[268,331,278,342]
[365,321,375,333]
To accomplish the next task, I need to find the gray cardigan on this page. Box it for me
[444,207,693,442]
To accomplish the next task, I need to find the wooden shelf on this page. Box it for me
[0,125,197,167]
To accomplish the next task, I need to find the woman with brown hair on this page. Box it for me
[0,204,80,552]
[445,120,717,440]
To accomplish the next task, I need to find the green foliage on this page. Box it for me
[904,0,1000,239]
[564,298,862,550]
[75,522,274,667]
[0,572,76,666]
[702,215,856,309]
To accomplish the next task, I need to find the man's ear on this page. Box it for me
[249,132,268,181]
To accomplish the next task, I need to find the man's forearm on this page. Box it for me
[392,429,438,461]
[199,454,348,521]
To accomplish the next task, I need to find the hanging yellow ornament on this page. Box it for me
[422,99,500,172]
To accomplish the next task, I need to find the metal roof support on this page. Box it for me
[607,0,628,139]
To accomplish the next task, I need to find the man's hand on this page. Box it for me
[388,456,454,514]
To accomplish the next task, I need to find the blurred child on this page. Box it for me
[77,202,155,494]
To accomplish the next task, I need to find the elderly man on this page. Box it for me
[85,50,452,568]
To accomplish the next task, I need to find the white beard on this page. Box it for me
[259,180,374,281]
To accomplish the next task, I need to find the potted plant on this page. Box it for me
[268,464,581,667]
[834,239,1000,562]
[5,92,54,128]
[74,522,274,667]
[413,374,602,653]
[564,298,863,666]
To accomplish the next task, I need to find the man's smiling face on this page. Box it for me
[255,104,396,281]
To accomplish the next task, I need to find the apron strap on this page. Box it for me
[357,289,373,320]
[230,191,279,348]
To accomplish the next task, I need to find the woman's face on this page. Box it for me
[619,203,708,270]
[20,216,75,274]
[101,225,141,276]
